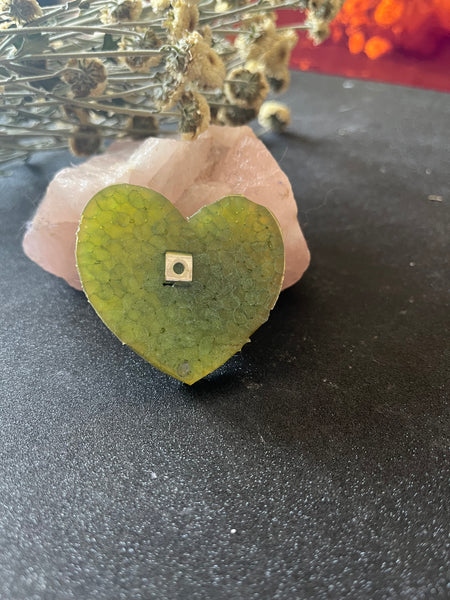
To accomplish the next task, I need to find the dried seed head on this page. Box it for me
[120,29,162,72]
[261,29,298,73]
[217,104,257,127]
[307,0,327,10]
[307,0,342,21]
[69,124,102,157]
[101,0,143,24]
[266,66,290,94]
[126,115,159,139]
[198,24,212,46]
[185,31,226,90]
[178,90,210,140]
[1,0,42,24]
[258,101,291,132]
[306,17,331,44]
[63,58,107,98]
[234,15,277,62]
[168,1,199,41]
[224,68,269,110]
[150,0,171,12]
[114,0,142,21]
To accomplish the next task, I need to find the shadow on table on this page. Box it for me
[183,238,448,466]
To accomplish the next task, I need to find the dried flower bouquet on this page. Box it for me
[0,0,343,165]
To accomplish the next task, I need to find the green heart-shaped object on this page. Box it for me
[76,184,285,384]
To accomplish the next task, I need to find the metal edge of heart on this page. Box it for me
[75,183,285,385]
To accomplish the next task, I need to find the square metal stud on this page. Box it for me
[164,252,193,283]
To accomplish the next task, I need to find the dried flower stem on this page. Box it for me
[0,25,144,36]
[3,50,162,63]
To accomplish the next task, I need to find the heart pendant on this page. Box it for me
[76,184,285,384]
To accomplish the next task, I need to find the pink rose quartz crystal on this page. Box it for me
[23,125,310,290]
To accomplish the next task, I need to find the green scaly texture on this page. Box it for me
[76,184,285,384]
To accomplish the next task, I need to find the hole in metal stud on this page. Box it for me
[173,262,185,275]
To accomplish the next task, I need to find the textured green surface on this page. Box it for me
[76,184,285,384]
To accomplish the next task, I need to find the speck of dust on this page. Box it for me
[343,80,354,89]
[230,529,237,535]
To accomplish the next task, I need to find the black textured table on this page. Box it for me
[1,71,449,600]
